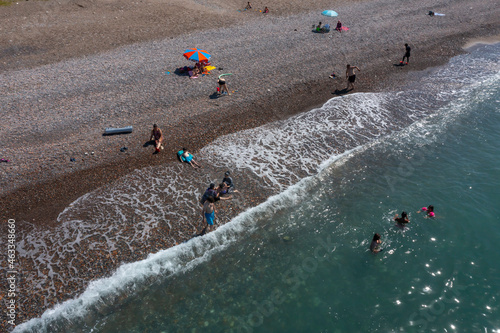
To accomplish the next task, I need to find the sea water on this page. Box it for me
[14,43,500,332]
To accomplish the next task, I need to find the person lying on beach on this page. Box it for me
[394,211,409,225]
[263,6,269,14]
[245,1,251,10]
[149,124,163,153]
[177,148,201,168]
[370,233,382,253]
[336,20,342,32]
[400,43,411,65]
[202,196,217,233]
[417,205,435,217]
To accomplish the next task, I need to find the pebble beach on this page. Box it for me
[1,0,499,330]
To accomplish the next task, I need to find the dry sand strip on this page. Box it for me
[1,0,500,227]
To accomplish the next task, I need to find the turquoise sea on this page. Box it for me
[15,43,500,332]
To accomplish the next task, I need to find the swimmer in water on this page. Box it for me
[370,233,382,253]
[394,211,409,225]
[418,205,435,217]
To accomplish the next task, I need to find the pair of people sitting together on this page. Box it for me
[315,22,330,33]
[189,62,207,78]
[200,171,239,204]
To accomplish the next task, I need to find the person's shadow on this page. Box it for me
[209,92,222,99]
[393,62,405,67]
[143,140,155,147]
[332,88,351,95]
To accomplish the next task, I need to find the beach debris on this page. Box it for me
[91,151,95,155]
[283,236,291,242]
[0,159,9,163]
[104,126,133,135]
[120,147,128,152]
[70,158,76,162]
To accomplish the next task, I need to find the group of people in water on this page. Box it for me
[370,205,435,253]
[199,171,239,234]
[147,125,239,234]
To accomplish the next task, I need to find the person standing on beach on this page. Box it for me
[245,1,251,10]
[346,64,361,90]
[202,196,217,232]
[401,43,411,65]
[149,124,163,154]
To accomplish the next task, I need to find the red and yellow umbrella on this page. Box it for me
[183,48,211,62]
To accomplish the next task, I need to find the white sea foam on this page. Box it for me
[12,43,500,332]
[12,147,359,333]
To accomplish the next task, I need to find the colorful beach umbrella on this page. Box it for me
[321,10,338,17]
[183,48,211,62]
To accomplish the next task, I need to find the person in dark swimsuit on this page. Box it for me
[394,211,410,225]
[401,43,411,65]
[218,77,230,95]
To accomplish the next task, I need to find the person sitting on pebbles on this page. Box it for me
[149,123,164,154]
[177,148,201,168]
[222,171,239,193]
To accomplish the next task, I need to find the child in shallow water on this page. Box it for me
[418,205,435,217]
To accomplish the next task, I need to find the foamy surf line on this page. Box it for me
[12,44,500,332]
[12,147,361,333]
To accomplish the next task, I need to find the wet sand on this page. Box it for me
[1,0,499,330]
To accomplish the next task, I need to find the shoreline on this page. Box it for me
[2,0,500,330]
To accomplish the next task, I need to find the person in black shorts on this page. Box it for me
[401,43,411,65]
[346,64,361,90]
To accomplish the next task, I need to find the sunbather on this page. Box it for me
[177,148,201,168]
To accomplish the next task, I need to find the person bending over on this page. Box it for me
[370,233,382,253]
